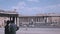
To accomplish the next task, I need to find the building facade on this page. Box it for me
[19,13,60,27]
[0,10,19,27]
[0,9,60,27]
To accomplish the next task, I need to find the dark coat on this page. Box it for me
[5,21,10,34]
[5,25,10,34]
[9,23,19,34]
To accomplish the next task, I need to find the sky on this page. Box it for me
[0,0,60,15]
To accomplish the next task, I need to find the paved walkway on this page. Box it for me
[0,28,60,34]
[16,28,60,34]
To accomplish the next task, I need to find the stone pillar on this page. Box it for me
[44,17,47,24]
[47,18,49,23]
[13,17,16,24]
[17,17,19,26]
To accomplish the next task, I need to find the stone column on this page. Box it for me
[44,17,47,24]
[17,17,19,26]
[14,17,16,24]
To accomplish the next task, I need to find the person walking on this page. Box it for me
[5,20,10,34]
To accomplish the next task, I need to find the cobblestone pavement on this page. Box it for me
[0,28,60,34]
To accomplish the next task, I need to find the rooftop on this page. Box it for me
[0,9,18,17]
[0,9,18,14]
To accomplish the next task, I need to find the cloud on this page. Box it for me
[12,2,26,10]
[27,0,39,2]
[11,1,60,15]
